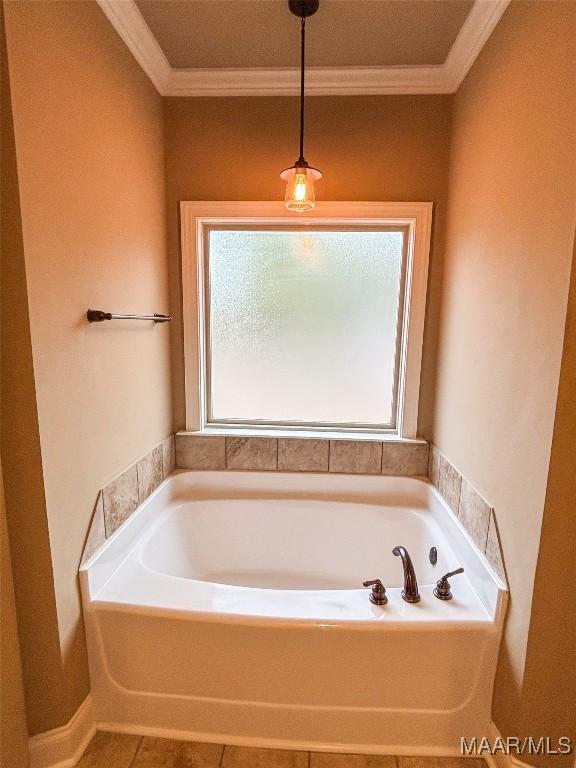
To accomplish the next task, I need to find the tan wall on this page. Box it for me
[164,95,453,435]
[1,0,67,735]
[519,236,576,767]
[0,468,30,768]
[433,0,576,749]
[1,13,31,764]
[3,0,172,734]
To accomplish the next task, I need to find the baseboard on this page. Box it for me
[26,702,539,768]
[484,722,537,768]
[28,695,95,768]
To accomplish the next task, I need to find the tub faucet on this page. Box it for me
[392,546,421,603]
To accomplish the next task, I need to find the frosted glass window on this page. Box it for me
[205,229,406,427]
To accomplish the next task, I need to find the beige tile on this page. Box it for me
[226,437,277,470]
[132,737,223,767]
[381,442,429,476]
[438,454,462,514]
[77,731,141,768]
[485,510,507,584]
[102,465,139,537]
[428,444,441,488]
[278,438,329,472]
[222,745,308,768]
[329,440,382,474]
[311,753,396,768]
[161,434,176,478]
[458,477,491,552]
[176,435,226,470]
[398,757,486,768]
[137,445,163,504]
[81,492,106,563]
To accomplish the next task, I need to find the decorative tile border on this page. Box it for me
[428,444,507,584]
[175,433,430,478]
[80,434,175,564]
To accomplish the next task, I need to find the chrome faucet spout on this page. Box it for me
[392,545,421,603]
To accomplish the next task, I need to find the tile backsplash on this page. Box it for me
[175,433,429,477]
[81,434,175,564]
[83,433,505,588]
[278,439,329,472]
[83,432,428,565]
[428,444,507,585]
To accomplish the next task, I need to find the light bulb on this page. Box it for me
[280,165,322,213]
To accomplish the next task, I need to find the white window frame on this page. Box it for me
[180,201,432,439]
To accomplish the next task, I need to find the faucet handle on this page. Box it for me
[362,579,388,606]
[433,567,465,600]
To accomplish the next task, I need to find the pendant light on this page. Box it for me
[281,0,322,212]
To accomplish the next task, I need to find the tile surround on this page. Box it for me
[381,442,429,476]
[458,477,491,552]
[81,492,106,565]
[137,444,163,504]
[438,454,462,513]
[329,439,383,474]
[176,434,226,470]
[82,433,175,562]
[485,510,507,583]
[428,443,507,586]
[161,434,176,478]
[428,444,441,487]
[278,438,329,472]
[85,432,479,570]
[84,432,430,564]
[176,433,429,477]
[102,464,139,537]
[225,437,278,470]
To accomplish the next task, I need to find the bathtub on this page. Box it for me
[80,470,507,754]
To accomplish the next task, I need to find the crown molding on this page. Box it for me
[97,0,171,92]
[166,65,448,97]
[97,0,511,97]
[443,0,511,91]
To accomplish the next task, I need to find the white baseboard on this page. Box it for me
[485,721,536,768]
[28,696,95,768]
[27,702,540,768]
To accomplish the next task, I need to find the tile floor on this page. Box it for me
[77,732,487,768]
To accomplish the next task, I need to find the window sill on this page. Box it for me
[178,428,427,444]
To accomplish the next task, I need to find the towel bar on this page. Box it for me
[87,309,171,323]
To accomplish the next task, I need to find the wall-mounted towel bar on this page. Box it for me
[87,309,171,323]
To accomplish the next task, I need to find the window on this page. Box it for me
[181,202,432,438]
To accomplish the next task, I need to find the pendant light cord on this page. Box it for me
[299,14,306,163]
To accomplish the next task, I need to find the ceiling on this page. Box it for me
[96,0,511,95]
[135,0,474,70]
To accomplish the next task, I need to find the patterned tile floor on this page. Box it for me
[77,732,487,768]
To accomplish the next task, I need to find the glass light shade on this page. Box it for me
[280,165,322,212]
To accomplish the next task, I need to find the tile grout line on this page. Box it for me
[126,735,144,768]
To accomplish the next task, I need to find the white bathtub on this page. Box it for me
[80,470,507,754]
